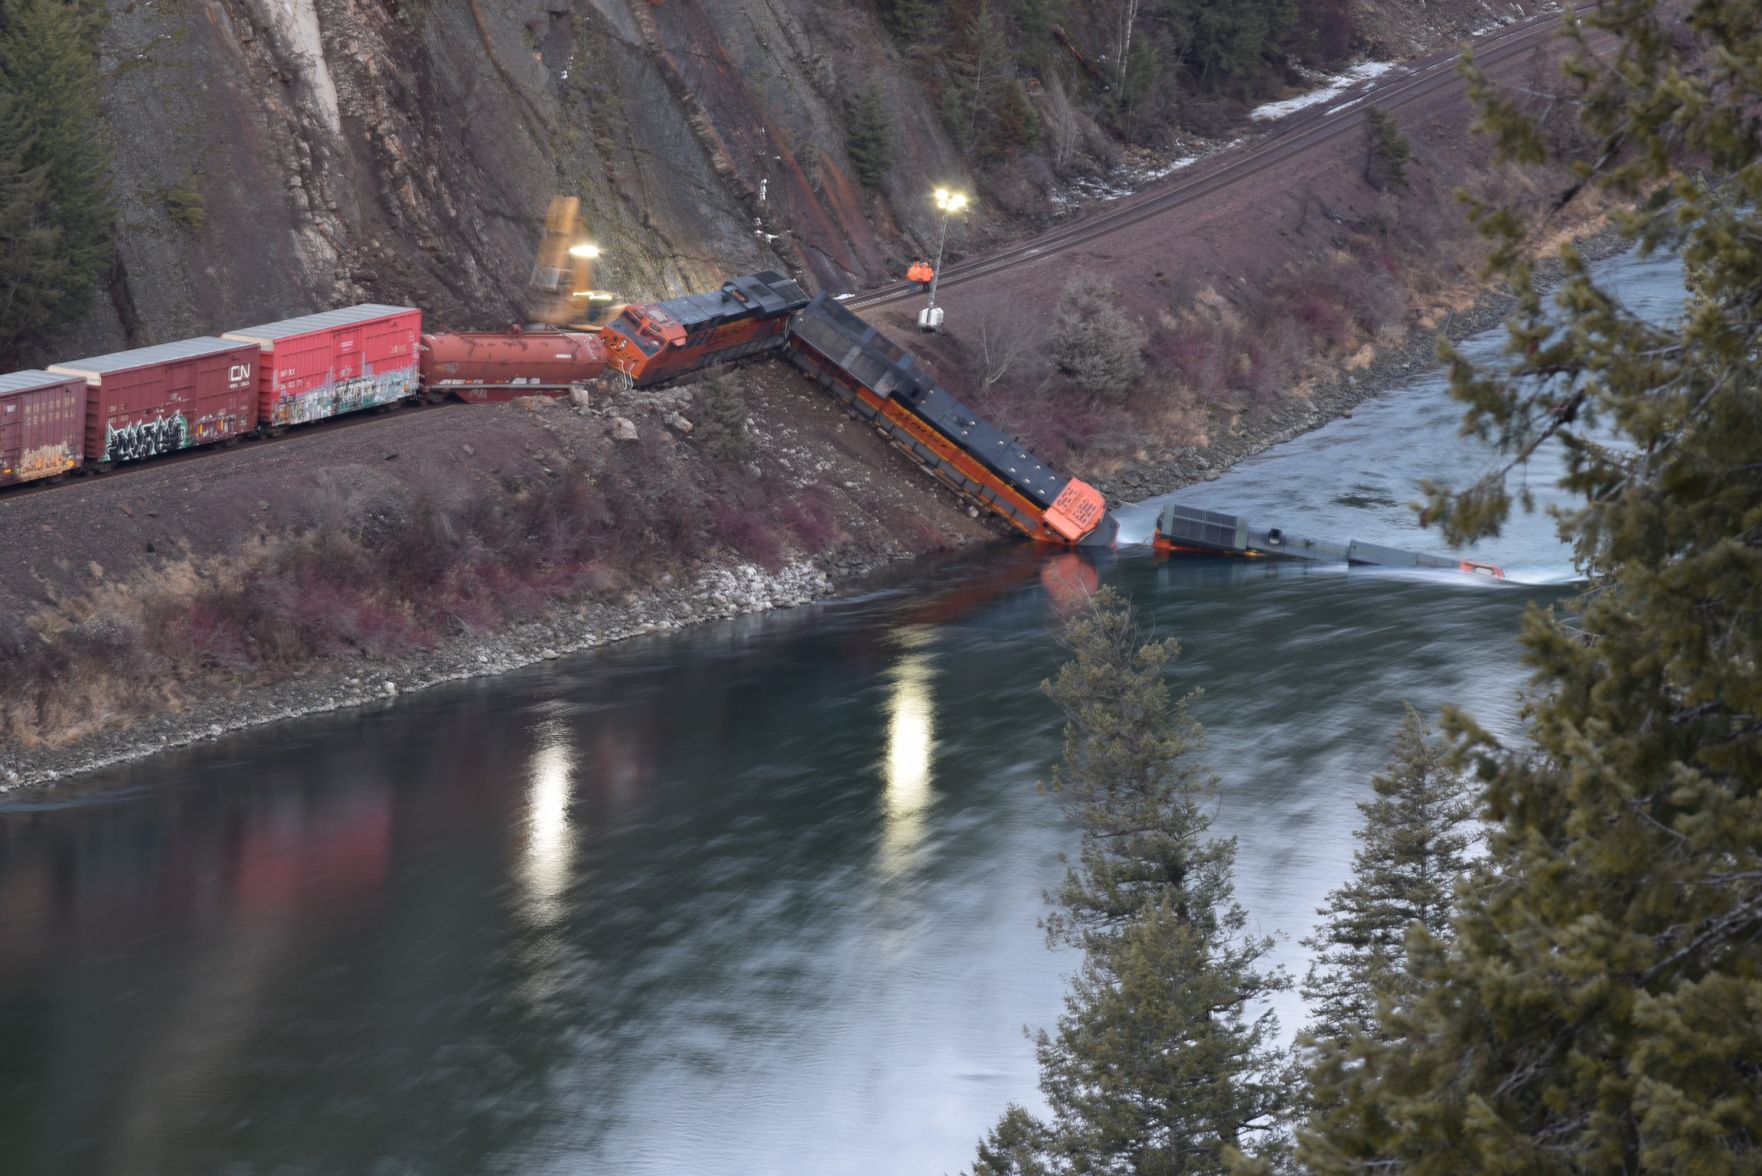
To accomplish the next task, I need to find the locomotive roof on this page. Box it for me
[790,296,1072,508]
[224,304,417,342]
[652,272,810,332]
[49,336,256,377]
[0,369,83,395]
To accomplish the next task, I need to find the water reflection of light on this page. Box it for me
[521,721,576,926]
[881,638,938,873]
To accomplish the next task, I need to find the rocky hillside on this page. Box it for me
[69,0,1542,355]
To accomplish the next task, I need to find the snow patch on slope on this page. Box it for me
[1249,61,1396,122]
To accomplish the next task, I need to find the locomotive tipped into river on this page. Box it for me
[1152,504,1503,577]
[3,271,1117,549]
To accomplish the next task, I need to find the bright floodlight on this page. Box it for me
[933,188,969,214]
[568,242,602,259]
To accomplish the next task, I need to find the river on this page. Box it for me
[0,250,1682,1175]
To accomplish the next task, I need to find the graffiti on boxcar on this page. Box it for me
[18,442,76,481]
[105,413,190,463]
[273,368,416,426]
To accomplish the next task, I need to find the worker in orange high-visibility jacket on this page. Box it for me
[906,261,934,288]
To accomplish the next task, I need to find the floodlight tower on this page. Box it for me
[919,187,969,332]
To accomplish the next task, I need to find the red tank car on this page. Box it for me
[419,326,608,403]
[602,271,810,387]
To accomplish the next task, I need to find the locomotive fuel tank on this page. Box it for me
[420,326,608,402]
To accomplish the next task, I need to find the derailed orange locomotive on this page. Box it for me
[589,271,1113,546]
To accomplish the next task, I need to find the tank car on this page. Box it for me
[420,326,609,402]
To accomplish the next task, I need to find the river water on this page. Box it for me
[0,251,1682,1175]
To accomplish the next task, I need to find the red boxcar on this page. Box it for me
[224,304,421,429]
[49,338,258,468]
[0,370,86,486]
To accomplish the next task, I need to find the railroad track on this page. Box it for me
[849,9,1581,311]
[0,397,464,504]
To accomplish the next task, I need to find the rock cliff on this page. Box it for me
[80,0,1536,352]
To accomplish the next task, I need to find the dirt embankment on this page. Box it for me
[0,366,993,788]
[873,16,1609,502]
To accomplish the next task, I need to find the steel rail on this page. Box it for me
[0,398,464,504]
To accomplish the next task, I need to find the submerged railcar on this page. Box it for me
[784,295,1115,548]
[604,271,810,387]
[1153,504,1504,577]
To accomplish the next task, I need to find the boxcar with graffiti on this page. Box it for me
[49,338,259,468]
[224,305,422,430]
[0,370,87,486]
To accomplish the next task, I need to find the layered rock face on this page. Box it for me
[87,0,963,350]
[83,0,1533,352]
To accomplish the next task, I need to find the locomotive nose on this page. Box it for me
[1076,511,1120,549]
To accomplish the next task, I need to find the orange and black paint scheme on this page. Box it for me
[784,294,1115,548]
[602,271,811,387]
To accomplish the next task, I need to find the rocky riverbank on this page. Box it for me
[0,554,902,790]
[1093,223,1632,503]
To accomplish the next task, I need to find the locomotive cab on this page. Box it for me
[603,307,685,380]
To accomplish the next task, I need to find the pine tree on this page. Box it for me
[942,4,1015,158]
[0,0,112,364]
[1296,0,1762,1169]
[975,587,1292,1174]
[0,89,62,366]
[879,0,942,48]
[1298,704,1476,1046]
[1048,276,1144,401]
[846,84,892,190]
[1363,106,1412,191]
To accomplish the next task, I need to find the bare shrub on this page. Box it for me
[976,308,1036,390]
[1042,73,1084,173]
[1334,257,1408,333]
[711,500,785,570]
[1048,276,1146,401]
[1295,291,1353,347]
[1154,321,1233,400]
[780,485,841,551]
[1233,315,1308,410]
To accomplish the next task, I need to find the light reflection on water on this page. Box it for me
[881,633,938,875]
[521,720,578,928]
[0,249,1682,1175]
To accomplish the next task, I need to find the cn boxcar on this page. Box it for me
[0,370,86,486]
[224,304,421,430]
[50,338,258,469]
[603,271,809,387]
[419,326,608,402]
